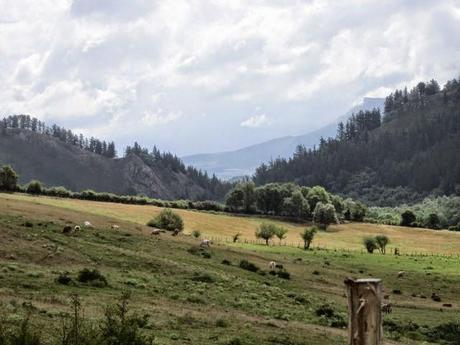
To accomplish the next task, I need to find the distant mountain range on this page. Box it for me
[182,97,385,179]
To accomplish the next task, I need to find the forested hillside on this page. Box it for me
[0,116,231,200]
[254,77,460,206]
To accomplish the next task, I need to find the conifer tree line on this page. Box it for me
[254,76,460,206]
[1,115,117,158]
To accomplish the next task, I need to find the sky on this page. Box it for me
[1,0,459,156]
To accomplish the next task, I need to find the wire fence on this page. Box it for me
[205,235,460,259]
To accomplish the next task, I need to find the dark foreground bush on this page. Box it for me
[315,304,347,328]
[239,260,259,272]
[147,209,184,231]
[56,272,73,285]
[187,246,212,259]
[77,269,107,287]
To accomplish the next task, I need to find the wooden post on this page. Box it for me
[344,278,383,345]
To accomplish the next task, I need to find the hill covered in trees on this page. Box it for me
[0,115,231,200]
[254,77,460,206]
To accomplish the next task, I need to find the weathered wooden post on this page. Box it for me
[344,278,383,345]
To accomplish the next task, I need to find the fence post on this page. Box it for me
[344,278,383,345]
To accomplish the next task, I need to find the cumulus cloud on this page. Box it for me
[0,0,459,155]
[241,114,271,128]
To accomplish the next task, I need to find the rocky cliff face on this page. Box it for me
[0,128,211,200]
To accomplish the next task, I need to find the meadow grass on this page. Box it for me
[0,193,459,344]
[3,193,460,255]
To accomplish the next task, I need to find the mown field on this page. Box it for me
[1,193,460,345]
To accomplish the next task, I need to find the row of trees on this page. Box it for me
[225,182,367,227]
[253,77,460,205]
[1,115,117,158]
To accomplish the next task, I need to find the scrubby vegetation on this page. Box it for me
[147,208,184,231]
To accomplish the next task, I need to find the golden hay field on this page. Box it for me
[2,193,460,254]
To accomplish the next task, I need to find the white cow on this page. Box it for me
[269,261,276,270]
[83,221,93,228]
[111,225,120,230]
[74,225,81,231]
[200,239,211,247]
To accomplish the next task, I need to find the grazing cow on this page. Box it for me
[151,229,161,236]
[269,261,276,270]
[394,247,400,256]
[83,221,93,228]
[111,225,120,230]
[200,239,211,247]
[74,225,81,231]
[397,271,406,278]
[62,225,73,234]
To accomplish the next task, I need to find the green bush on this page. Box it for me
[239,260,259,272]
[77,269,107,287]
[147,209,184,231]
[400,210,416,227]
[26,180,43,195]
[0,165,18,192]
[255,223,277,245]
[56,272,73,285]
[363,237,378,253]
[99,292,153,345]
[375,235,390,254]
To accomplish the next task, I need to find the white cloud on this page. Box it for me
[241,114,271,128]
[141,109,181,126]
[0,0,459,155]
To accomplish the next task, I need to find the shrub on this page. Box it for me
[215,319,228,328]
[56,272,73,285]
[187,246,211,259]
[400,210,416,227]
[424,213,441,229]
[99,292,154,345]
[0,165,18,192]
[147,209,184,231]
[313,202,338,230]
[255,223,277,245]
[274,226,288,244]
[375,235,390,254]
[191,230,201,238]
[300,227,317,250]
[363,237,378,253]
[239,260,259,272]
[426,322,460,344]
[77,269,107,287]
[26,180,43,195]
[276,270,291,280]
[315,304,347,328]
[221,259,231,265]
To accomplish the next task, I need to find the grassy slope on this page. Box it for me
[0,193,459,345]
[3,193,460,254]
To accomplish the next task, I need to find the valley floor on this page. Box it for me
[0,193,459,344]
